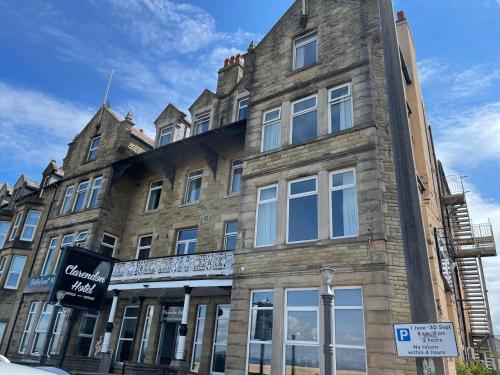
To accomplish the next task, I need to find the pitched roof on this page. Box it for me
[131,127,155,147]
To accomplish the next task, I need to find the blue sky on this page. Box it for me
[0,0,499,333]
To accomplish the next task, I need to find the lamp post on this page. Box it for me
[320,268,335,375]
[40,290,65,365]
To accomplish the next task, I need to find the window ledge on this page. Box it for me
[289,61,321,76]
[180,201,200,208]
[143,209,160,215]
[225,192,241,199]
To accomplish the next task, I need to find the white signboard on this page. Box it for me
[394,323,458,357]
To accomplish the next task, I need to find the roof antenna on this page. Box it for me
[97,69,114,126]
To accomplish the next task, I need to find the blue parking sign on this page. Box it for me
[397,328,411,342]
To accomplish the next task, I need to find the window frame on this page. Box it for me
[286,176,319,244]
[223,220,238,251]
[101,233,118,257]
[19,301,40,354]
[115,305,140,363]
[176,228,198,255]
[290,95,318,145]
[194,112,211,135]
[184,169,203,204]
[293,31,318,71]
[254,184,278,248]
[329,168,359,239]
[0,220,10,248]
[60,185,75,215]
[158,125,174,146]
[0,256,7,281]
[229,160,243,195]
[87,176,103,209]
[31,302,53,355]
[136,234,153,260]
[191,304,207,372]
[237,97,249,121]
[334,286,367,374]
[138,305,154,363]
[74,231,88,247]
[4,255,27,289]
[87,136,101,161]
[20,210,41,241]
[54,233,74,272]
[210,304,230,375]
[77,312,99,357]
[41,236,59,276]
[73,181,90,212]
[246,290,274,375]
[9,211,23,241]
[261,108,282,152]
[327,83,354,134]
[283,288,320,375]
[145,179,163,212]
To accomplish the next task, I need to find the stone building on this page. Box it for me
[0,1,497,374]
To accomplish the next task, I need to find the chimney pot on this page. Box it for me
[397,10,406,22]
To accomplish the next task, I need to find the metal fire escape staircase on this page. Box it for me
[442,175,497,368]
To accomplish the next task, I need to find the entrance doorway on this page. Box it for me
[156,305,183,365]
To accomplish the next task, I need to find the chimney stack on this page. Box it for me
[217,54,245,97]
[397,10,406,22]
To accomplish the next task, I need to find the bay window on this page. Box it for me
[60,185,74,215]
[73,181,89,212]
[261,108,281,152]
[255,185,278,247]
[20,210,41,241]
[284,289,320,375]
[287,177,318,243]
[4,255,26,289]
[87,176,103,208]
[330,169,358,238]
[247,291,273,375]
[9,212,23,241]
[291,96,317,144]
[329,83,353,133]
[0,220,9,248]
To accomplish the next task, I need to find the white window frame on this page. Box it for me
[115,305,140,363]
[327,83,354,134]
[286,176,318,244]
[31,302,53,355]
[184,169,203,204]
[246,290,274,375]
[0,220,10,248]
[87,136,101,161]
[290,95,318,144]
[229,160,243,194]
[191,304,207,372]
[283,288,320,375]
[101,233,118,257]
[73,181,90,212]
[54,234,74,272]
[0,321,6,345]
[20,210,41,241]
[210,304,230,375]
[145,180,163,212]
[254,184,278,248]
[261,108,281,152]
[60,185,74,215]
[194,113,211,135]
[158,126,174,146]
[293,31,318,70]
[138,305,154,363]
[77,312,99,357]
[49,307,65,354]
[4,255,27,289]
[329,168,359,239]
[136,234,153,259]
[41,236,59,276]
[9,211,23,241]
[333,287,367,373]
[0,256,7,281]
[176,228,198,255]
[19,301,40,354]
[223,220,238,251]
[74,231,88,246]
[87,176,103,209]
[238,97,249,121]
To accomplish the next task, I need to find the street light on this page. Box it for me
[320,268,335,375]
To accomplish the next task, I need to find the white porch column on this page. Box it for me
[102,289,120,354]
[175,286,192,361]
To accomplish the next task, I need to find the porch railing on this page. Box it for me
[111,251,234,282]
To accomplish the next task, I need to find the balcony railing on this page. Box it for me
[111,251,234,282]
[445,174,465,196]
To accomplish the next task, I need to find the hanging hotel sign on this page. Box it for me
[24,275,56,294]
[49,246,115,312]
[394,323,458,357]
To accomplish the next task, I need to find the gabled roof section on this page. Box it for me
[189,89,217,113]
[154,103,189,126]
[13,174,39,191]
[70,105,121,144]
[131,127,155,147]
[0,183,12,195]
[42,160,64,178]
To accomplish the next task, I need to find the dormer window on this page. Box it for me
[293,31,318,70]
[238,98,249,121]
[87,136,101,161]
[159,126,173,146]
[194,113,210,135]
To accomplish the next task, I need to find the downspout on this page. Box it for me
[3,181,60,356]
[377,1,444,373]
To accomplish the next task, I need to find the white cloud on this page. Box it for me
[417,59,446,86]
[0,81,92,180]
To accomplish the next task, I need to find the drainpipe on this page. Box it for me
[175,286,192,361]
